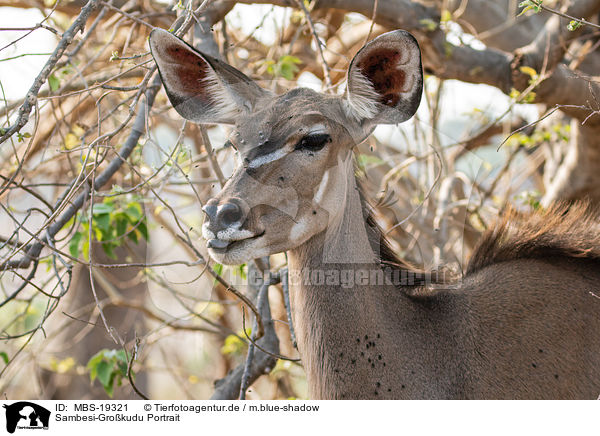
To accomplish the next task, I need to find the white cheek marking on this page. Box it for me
[247,148,289,168]
[313,170,330,205]
[289,219,308,242]
[202,223,215,240]
[217,228,254,241]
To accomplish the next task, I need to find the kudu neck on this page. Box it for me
[286,162,415,399]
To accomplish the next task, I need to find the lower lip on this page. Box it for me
[209,231,265,252]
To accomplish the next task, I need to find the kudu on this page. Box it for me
[149,28,600,399]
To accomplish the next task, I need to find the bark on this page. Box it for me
[42,243,148,400]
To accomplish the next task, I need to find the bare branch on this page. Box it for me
[0,0,102,145]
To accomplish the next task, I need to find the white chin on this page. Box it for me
[207,238,271,265]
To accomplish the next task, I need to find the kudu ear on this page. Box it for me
[149,29,269,124]
[345,30,423,129]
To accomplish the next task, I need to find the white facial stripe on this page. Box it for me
[308,123,327,135]
[247,148,289,168]
[216,228,254,241]
[202,223,215,240]
[313,170,330,205]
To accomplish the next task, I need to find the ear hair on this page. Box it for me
[149,29,269,125]
[344,68,381,121]
[202,67,242,121]
[344,30,423,129]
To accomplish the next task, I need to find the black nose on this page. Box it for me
[217,202,243,227]
[202,199,245,230]
[202,203,217,221]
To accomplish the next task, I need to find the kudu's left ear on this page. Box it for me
[345,30,423,129]
[149,29,270,124]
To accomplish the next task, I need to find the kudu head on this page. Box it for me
[149,29,423,265]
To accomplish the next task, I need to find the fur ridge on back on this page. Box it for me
[467,202,600,274]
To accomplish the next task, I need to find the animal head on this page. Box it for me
[149,28,423,265]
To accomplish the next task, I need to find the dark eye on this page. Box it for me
[295,134,331,152]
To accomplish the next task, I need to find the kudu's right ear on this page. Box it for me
[345,30,423,130]
[149,29,269,124]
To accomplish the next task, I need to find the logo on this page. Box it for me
[2,402,50,433]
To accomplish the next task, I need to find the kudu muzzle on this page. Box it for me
[202,197,250,249]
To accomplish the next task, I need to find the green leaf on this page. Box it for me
[62,216,75,232]
[87,350,106,382]
[518,0,542,16]
[125,203,142,222]
[234,264,247,280]
[69,231,83,258]
[116,216,128,238]
[91,203,114,215]
[48,73,59,91]
[82,239,90,261]
[212,263,223,285]
[96,360,112,387]
[104,382,114,397]
[116,349,128,364]
[138,220,149,241]
[101,242,116,259]
[94,213,111,235]
[127,229,138,243]
[519,66,538,80]
[419,18,438,31]
[16,132,31,142]
[220,334,247,356]
[278,55,301,80]
[0,351,8,365]
[567,20,583,31]
[212,263,223,276]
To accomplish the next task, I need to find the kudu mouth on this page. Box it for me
[201,198,265,252]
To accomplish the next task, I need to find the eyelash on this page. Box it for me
[295,134,331,152]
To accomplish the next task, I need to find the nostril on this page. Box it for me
[218,202,243,227]
[202,204,218,219]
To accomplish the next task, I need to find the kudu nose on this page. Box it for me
[217,202,243,227]
[202,198,249,250]
[202,203,218,220]
[202,199,245,230]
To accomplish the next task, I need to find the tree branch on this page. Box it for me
[0,0,102,146]
[211,266,279,400]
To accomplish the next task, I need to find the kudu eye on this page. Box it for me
[295,133,331,152]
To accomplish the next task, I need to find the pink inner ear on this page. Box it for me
[164,45,209,96]
[358,47,407,107]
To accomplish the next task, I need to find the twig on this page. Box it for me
[294,0,333,91]
[364,0,379,45]
[536,1,600,31]
[99,1,155,29]
[239,279,270,399]
[127,335,150,400]
[280,267,297,349]
[182,238,265,339]
[211,266,279,400]
[0,72,160,272]
[199,125,226,186]
[0,0,101,146]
